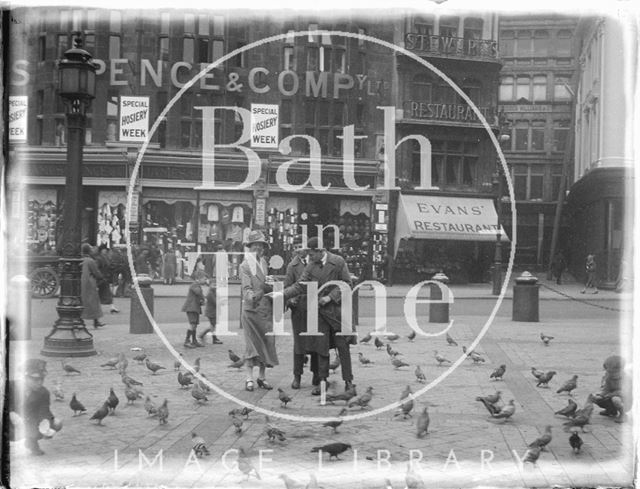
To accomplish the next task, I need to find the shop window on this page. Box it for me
[283,46,295,70]
[281,99,292,124]
[500,30,515,57]
[27,194,59,253]
[556,29,572,57]
[415,14,434,35]
[553,119,570,151]
[331,130,343,157]
[109,35,121,59]
[533,30,549,56]
[181,121,191,148]
[431,154,442,185]
[183,37,195,64]
[106,91,118,141]
[499,76,514,101]
[318,101,329,126]
[554,75,571,100]
[333,101,344,126]
[319,129,329,154]
[533,75,547,101]
[446,156,461,184]
[305,99,316,125]
[412,74,432,102]
[356,103,364,126]
[462,157,476,184]
[439,16,458,38]
[354,131,365,157]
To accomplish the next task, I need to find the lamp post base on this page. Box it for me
[41,326,96,357]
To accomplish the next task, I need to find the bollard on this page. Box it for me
[429,272,450,323]
[351,274,360,327]
[512,271,539,322]
[8,275,32,340]
[130,275,154,334]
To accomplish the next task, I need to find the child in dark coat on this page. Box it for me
[181,271,207,348]
[197,282,223,345]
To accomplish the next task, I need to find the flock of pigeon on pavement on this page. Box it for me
[51,327,602,487]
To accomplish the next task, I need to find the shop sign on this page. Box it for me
[129,192,139,224]
[119,96,149,142]
[404,101,492,123]
[503,105,552,113]
[250,104,279,148]
[255,198,266,226]
[9,96,27,142]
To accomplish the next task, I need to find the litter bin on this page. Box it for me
[512,271,539,322]
[130,275,154,334]
[8,275,32,340]
[429,272,450,323]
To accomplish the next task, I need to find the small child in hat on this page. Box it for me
[181,271,207,348]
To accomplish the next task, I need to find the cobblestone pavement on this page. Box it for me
[7,291,635,489]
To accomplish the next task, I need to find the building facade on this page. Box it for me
[564,14,636,287]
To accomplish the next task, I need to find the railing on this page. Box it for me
[404,33,499,62]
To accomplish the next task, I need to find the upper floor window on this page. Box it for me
[533,75,547,101]
[533,30,549,56]
[515,31,532,57]
[60,10,69,31]
[213,16,224,36]
[110,11,121,32]
[461,78,481,104]
[412,74,433,102]
[554,75,572,100]
[284,46,295,70]
[414,15,434,35]
[357,28,366,47]
[500,30,515,57]
[439,16,458,37]
[71,9,82,31]
[553,119,570,151]
[499,76,514,101]
[463,18,483,40]
[184,13,195,34]
[556,29,573,57]
[308,23,319,43]
[160,12,170,35]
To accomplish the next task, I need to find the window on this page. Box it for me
[515,31,532,57]
[212,40,224,61]
[110,11,121,31]
[356,103,364,126]
[56,34,68,60]
[461,78,481,104]
[231,42,245,67]
[554,76,571,100]
[284,24,295,44]
[319,46,329,72]
[181,92,192,116]
[334,49,345,73]
[414,139,477,187]
[59,10,69,30]
[533,75,547,101]
[556,29,572,57]
[499,76,514,101]
[160,12,170,35]
[358,52,366,73]
[530,167,544,199]
[514,122,529,151]
[415,15,434,35]
[516,76,530,101]
[551,166,563,199]
[307,46,319,71]
[198,14,209,35]
[213,16,224,36]
[84,34,95,52]
[281,100,292,124]
[357,28,366,47]
[308,23,319,43]
[184,13,195,33]
[55,118,66,146]
[181,121,191,148]
[198,39,210,64]
[159,37,169,61]
[333,101,344,127]
[36,90,44,114]
[183,38,195,64]
[36,119,43,145]
[109,35,121,58]
[72,9,82,31]
[553,119,570,151]
[38,35,46,62]
[106,91,119,142]
[500,30,515,57]
[533,30,549,56]
[283,46,295,70]
[439,16,458,37]
[513,165,528,200]
[305,99,316,124]
[412,74,432,102]
[530,121,545,151]
[86,10,96,29]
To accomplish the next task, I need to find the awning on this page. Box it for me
[394,194,509,253]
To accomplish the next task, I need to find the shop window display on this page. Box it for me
[96,202,127,248]
[27,199,59,254]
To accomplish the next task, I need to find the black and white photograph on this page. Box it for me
[2,0,638,488]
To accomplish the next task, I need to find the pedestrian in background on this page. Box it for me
[81,243,105,328]
[198,280,223,345]
[551,251,566,285]
[163,244,177,285]
[134,248,151,276]
[181,271,207,349]
[239,230,278,392]
[581,254,598,294]
[95,244,119,313]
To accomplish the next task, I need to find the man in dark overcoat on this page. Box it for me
[278,237,356,395]
[284,236,317,390]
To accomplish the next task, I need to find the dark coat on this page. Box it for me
[8,380,54,441]
[283,252,355,355]
[95,253,113,305]
[163,250,177,278]
[81,255,104,319]
[181,283,205,313]
[204,286,217,319]
[284,253,310,354]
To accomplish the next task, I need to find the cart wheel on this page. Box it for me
[30,267,59,298]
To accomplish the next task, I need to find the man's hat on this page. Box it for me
[306,237,324,250]
[25,358,47,379]
[245,230,269,247]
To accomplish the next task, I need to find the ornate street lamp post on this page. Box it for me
[41,35,98,357]
[491,115,511,296]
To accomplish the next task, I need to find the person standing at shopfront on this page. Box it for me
[284,235,317,390]
[163,244,177,285]
[181,271,207,348]
[80,243,106,329]
[95,245,119,313]
[239,230,278,392]
[270,237,356,395]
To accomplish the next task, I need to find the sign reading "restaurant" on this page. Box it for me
[404,101,493,123]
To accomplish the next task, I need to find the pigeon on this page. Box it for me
[555,399,578,418]
[536,370,556,387]
[106,387,119,414]
[228,349,241,363]
[279,474,306,489]
[229,407,253,419]
[132,351,147,364]
[416,406,430,438]
[386,333,400,342]
[145,358,166,375]
[563,413,591,432]
[395,392,414,418]
[407,330,416,342]
[569,432,583,453]
[264,416,286,442]
[391,357,410,369]
[476,397,500,416]
[415,365,426,383]
[90,402,110,425]
[491,399,516,420]
[178,371,194,388]
[462,346,474,357]
[124,384,142,404]
[358,352,373,366]
[191,383,208,403]
[117,353,128,374]
[232,416,243,434]
[329,355,341,373]
[386,344,401,357]
[556,375,578,395]
[528,425,552,450]
[540,332,554,346]
[100,356,120,369]
[144,396,158,417]
[322,408,347,433]
[61,360,81,375]
[522,446,541,465]
[325,385,357,404]
[573,394,595,419]
[405,463,426,489]
[469,351,485,364]
[53,381,64,401]
[374,337,384,349]
[359,332,372,344]
[446,332,458,346]
[480,391,502,405]
[531,367,545,380]
[278,388,292,408]
[237,447,261,480]
[348,386,373,409]
[69,393,86,416]
[194,357,201,372]
[121,371,143,386]
[191,432,210,457]
[490,364,506,381]
[174,353,183,371]
[229,359,245,369]
[157,399,169,425]
[434,351,451,366]
[311,442,352,460]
